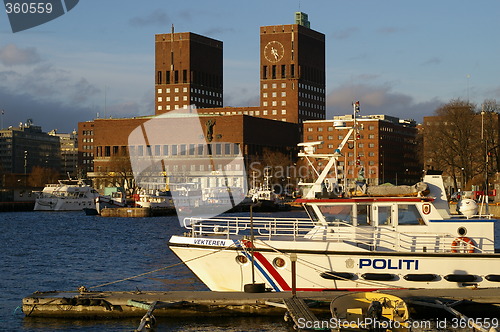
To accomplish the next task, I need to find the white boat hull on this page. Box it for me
[34,198,96,211]
[169,235,500,292]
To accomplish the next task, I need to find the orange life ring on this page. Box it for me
[451,237,475,253]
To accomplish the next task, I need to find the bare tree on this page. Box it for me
[424,99,482,187]
[28,166,60,188]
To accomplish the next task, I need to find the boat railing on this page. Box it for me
[183,216,314,240]
[307,221,493,253]
[182,216,494,253]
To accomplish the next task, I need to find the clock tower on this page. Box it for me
[260,12,326,123]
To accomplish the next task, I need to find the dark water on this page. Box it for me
[0,211,291,331]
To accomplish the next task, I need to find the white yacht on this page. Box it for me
[34,179,99,211]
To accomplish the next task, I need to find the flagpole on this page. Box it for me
[1,109,4,130]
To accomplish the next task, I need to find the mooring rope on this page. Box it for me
[88,243,236,290]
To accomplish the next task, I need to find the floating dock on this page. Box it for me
[22,288,500,319]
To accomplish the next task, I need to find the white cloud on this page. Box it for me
[327,83,443,122]
[0,44,41,67]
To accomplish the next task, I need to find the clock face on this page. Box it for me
[264,41,284,63]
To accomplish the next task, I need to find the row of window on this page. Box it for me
[96,143,241,158]
[82,138,94,143]
[262,82,287,89]
[262,64,296,80]
[299,101,325,110]
[156,70,222,88]
[157,87,222,98]
[263,101,286,107]
[299,83,325,94]
[81,130,93,136]
[307,125,377,132]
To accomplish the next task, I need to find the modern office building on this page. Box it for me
[0,121,61,175]
[49,129,79,178]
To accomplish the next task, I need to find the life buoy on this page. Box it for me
[451,237,475,253]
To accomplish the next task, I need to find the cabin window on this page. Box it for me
[397,204,424,225]
[356,204,371,226]
[378,206,392,226]
[318,205,353,226]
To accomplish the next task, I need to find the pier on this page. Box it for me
[22,288,500,319]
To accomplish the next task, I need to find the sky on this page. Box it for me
[1,0,500,132]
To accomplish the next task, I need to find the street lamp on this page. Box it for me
[24,150,28,187]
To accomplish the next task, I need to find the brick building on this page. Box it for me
[80,113,299,191]
[259,15,326,123]
[154,12,325,124]
[155,31,223,114]
[303,114,420,186]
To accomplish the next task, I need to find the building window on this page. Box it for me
[263,93,268,98]
[174,70,179,83]
[157,71,162,84]
[281,83,286,88]
[225,143,231,155]
[281,109,286,115]
[263,102,268,106]
[157,88,162,94]
[171,145,178,155]
[155,145,161,155]
[281,92,286,97]
[158,97,162,102]
[163,145,169,155]
[290,64,295,77]
[272,65,276,79]
[318,127,323,132]
[263,110,268,115]
[281,65,286,78]
[307,127,313,132]
[263,66,267,79]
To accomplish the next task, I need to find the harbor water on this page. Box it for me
[0,211,292,331]
[2,210,500,331]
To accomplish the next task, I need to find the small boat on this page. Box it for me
[134,190,174,209]
[34,179,99,211]
[330,292,409,331]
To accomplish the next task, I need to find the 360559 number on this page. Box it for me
[5,2,53,14]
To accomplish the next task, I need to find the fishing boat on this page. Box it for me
[168,105,500,292]
[34,179,99,211]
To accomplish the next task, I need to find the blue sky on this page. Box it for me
[1,0,499,132]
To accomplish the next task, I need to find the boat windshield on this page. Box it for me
[397,204,425,225]
[318,205,353,226]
